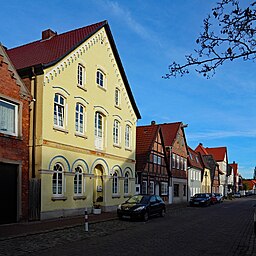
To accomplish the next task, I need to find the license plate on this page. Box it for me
[194,202,199,205]
[122,215,131,219]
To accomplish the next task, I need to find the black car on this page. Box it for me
[117,195,166,221]
[189,193,211,207]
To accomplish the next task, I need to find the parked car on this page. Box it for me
[234,192,241,198]
[207,193,218,205]
[189,193,211,207]
[214,193,224,203]
[117,195,166,221]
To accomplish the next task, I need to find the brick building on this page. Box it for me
[0,44,31,224]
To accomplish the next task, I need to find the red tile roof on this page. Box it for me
[160,122,181,146]
[7,21,106,70]
[205,147,227,162]
[229,163,238,176]
[194,143,208,155]
[136,125,159,171]
[187,146,203,170]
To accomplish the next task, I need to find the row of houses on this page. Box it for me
[0,20,242,224]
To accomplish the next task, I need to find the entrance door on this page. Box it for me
[93,165,104,204]
[0,163,18,224]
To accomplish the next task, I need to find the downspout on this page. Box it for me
[31,67,37,179]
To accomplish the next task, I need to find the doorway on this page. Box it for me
[93,164,104,205]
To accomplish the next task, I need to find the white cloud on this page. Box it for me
[187,129,256,141]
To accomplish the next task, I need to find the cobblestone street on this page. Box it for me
[0,197,255,256]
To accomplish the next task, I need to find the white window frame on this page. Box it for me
[74,166,83,195]
[0,99,18,136]
[54,94,65,128]
[77,63,85,87]
[177,155,180,169]
[96,70,105,88]
[142,181,147,194]
[172,153,176,168]
[125,124,131,149]
[52,163,64,196]
[113,119,120,146]
[124,172,129,194]
[75,103,85,134]
[149,181,154,195]
[95,112,104,149]
[161,182,168,195]
[112,172,118,194]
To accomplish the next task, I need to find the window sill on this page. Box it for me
[53,126,69,134]
[0,133,22,140]
[75,132,87,139]
[97,85,106,91]
[114,105,122,110]
[51,196,67,201]
[112,194,120,198]
[125,147,132,152]
[113,144,121,149]
[73,195,86,200]
[77,85,87,92]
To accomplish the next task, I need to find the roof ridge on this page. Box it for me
[8,20,107,51]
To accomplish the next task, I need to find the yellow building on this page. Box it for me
[8,21,141,219]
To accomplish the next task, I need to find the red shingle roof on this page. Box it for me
[136,125,159,171]
[160,122,181,146]
[187,146,203,170]
[229,163,238,176]
[205,147,227,162]
[7,21,106,70]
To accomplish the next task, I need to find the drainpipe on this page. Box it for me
[31,67,37,179]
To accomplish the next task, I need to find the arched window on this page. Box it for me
[75,103,85,134]
[124,172,129,194]
[52,163,63,195]
[95,112,104,149]
[96,70,105,87]
[74,166,83,195]
[54,94,65,128]
[112,172,118,194]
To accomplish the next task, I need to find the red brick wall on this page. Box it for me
[0,55,30,221]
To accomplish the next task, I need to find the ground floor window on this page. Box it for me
[149,181,154,195]
[161,182,168,195]
[142,181,147,194]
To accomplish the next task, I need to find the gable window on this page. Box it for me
[74,166,83,195]
[95,112,104,149]
[125,125,131,148]
[112,172,118,194]
[75,103,84,134]
[52,163,64,196]
[149,181,154,195]
[0,99,18,136]
[113,119,120,146]
[181,157,184,170]
[77,64,85,87]
[124,172,129,194]
[177,155,180,169]
[96,70,105,87]
[54,94,65,128]
[115,88,120,107]
[161,182,168,195]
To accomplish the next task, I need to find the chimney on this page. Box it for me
[199,143,203,146]
[42,29,57,40]
[233,161,235,164]
[151,120,156,125]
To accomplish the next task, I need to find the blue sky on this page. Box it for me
[1,0,255,178]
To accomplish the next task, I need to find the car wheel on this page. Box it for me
[143,212,149,222]
[159,208,165,217]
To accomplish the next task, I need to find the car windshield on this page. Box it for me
[194,193,207,198]
[126,195,149,204]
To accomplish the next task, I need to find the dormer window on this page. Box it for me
[96,70,105,87]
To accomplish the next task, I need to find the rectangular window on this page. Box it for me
[142,181,147,194]
[95,112,104,149]
[75,103,84,134]
[149,181,154,195]
[113,120,120,145]
[115,88,120,106]
[177,156,180,169]
[172,153,176,168]
[0,99,18,136]
[183,185,186,196]
[54,94,65,128]
[174,184,179,197]
[96,70,104,87]
[125,125,131,148]
[161,182,168,195]
[181,157,183,170]
[184,159,187,171]
[77,64,85,86]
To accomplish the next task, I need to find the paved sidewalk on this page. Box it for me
[0,203,187,240]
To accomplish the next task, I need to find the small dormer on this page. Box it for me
[42,29,57,40]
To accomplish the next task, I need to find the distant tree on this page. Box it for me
[164,0,256,78]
